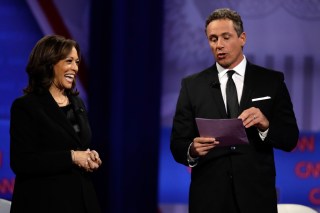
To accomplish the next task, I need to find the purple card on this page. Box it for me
[195,118,249,147]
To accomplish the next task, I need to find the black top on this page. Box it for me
[60,103,80,135]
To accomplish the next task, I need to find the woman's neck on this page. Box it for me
[49,85,68,106]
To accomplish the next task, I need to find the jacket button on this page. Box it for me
[230,146,236,150]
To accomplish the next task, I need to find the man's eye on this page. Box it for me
[210,37,217,42]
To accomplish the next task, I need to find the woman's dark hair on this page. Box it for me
[205,8,244,37]
[23,35,80,95]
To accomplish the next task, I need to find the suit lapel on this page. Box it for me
[239,62,256,112]
[38,91,81,146]
[204,65,228,118]
[69,96,91,147]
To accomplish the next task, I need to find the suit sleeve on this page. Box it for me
[170,78,198,166]
[265,74,299,151]
[10,98,74,176]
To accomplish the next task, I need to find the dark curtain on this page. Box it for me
[89,1,163,213]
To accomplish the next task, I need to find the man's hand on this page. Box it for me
[190,137,219,157]
[238,107,269,131]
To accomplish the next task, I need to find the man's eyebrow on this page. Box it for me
[221,32,232,36]
[208,32,232,37]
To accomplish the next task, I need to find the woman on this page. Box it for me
[10,35,102,213]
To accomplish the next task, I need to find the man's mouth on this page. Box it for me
[217,53,226,60]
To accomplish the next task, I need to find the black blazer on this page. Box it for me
[10,91,101,213]
[170,62,299,213]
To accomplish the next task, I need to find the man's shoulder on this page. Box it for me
[183,64,216,81]
[247,62,284,80]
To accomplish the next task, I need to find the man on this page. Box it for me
[170,8,299,213]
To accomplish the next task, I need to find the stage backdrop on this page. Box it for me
[158,0,320,212]
[1,1,320,212]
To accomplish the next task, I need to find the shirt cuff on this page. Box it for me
[187,142,199,167]
[258,128,269,141]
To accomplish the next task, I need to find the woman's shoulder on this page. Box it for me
[11,93,43,110]
[13,93,36,103]
[69,94,85,106]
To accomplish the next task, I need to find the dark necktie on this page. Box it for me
[226,70,239,118]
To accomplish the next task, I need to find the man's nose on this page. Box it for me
[216,39,224,49]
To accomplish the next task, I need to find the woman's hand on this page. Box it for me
[72,149,102,172]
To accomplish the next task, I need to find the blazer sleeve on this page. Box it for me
[265,73,299,152]
[170,78,198,166]
[10,98,74,176]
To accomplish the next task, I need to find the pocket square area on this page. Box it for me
[252,96,271,102]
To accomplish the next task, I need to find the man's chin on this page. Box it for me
[217,61,231,69]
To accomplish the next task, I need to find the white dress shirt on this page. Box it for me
[216,56,247,110]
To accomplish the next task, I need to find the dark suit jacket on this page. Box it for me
[10,91,101,213]
[170,62,299,213]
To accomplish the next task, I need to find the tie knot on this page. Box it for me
[227,70,235,78]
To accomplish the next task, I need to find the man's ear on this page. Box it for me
[240,32,246,47]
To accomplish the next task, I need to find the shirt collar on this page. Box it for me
[216,55,247,77]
